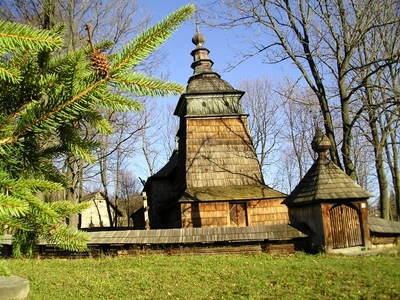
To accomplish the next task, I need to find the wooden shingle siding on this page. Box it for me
[185,116,262,188]
[181,185,285,201]
[248,199,289,226]
[181,202,229,228]
[143,33,291,234]
[179,199,289,228]
[186,95,243,115]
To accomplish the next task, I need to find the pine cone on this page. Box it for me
[90,51,110,77]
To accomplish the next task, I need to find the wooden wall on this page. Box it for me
[288,205,325,251]
[147,179,178,228]
[247,199,289,226]
[162,205,183,228]
[371,236,399,247]
[132,207,145,230]
[181,202,229,228]
[180,199,289,228]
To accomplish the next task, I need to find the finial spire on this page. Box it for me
[192,19,205,47]
[188,14,218,80]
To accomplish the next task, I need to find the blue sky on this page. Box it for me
[140,0,287,97]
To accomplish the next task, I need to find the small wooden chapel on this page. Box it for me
[283,130,372,252]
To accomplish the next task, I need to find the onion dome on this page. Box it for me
[312,128,331,157]
[192,21,205,47]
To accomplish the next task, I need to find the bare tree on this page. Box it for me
[0,0,151,51]
[203,0,343,172]
[119,171,141,227]
[159,103,180,160]
[352,5,400,219]
[238,76,282,184]
[237,76,322,193]
[131,99,177,180]
[83,98,177,209]
[203,0,400,218]
[280,80,320,182]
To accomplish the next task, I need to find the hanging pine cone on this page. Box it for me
[86,24,110,78]
[89,51,110,77]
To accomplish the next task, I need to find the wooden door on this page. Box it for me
[229,203,247,227]
[329,204,363,248]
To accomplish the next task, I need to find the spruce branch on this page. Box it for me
[0,194,28,217]
[112,73,185,97]
[0,5,195,257]
[112,4,195,73]
[89,89,143,112]
[13,78,108,142]
[0,63,21,83]
[0,20,63,52]
[44,225,89,252]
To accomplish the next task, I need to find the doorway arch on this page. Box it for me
[329,204,363,248]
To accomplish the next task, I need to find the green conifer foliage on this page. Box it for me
[0,5,195,257]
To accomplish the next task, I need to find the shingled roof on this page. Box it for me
[368,216,400,234]
[151,150,178,179]
[283,129,372,206]
[185,22,241,95]
[174,23,244,117]
[180,185,286,202]
[84,224,306,244]
[1,224,306,248]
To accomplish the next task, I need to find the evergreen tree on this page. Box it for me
[0,4,195,257]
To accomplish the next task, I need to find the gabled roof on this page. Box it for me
[151,150,178,179]
[81,191,105,202]
[283,130,372,206]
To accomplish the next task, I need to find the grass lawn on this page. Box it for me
[5,253,400,299]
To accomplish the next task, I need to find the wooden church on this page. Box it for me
[143,25,289,230]
[139,25,398,254]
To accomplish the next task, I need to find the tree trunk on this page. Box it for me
[369,115,390,219]
[386,131,400,220]
[66,155,79,228]
[114,145,121,227]
[100,136,114,227]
